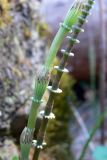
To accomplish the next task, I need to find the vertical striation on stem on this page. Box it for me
[33,0,94,160]
[20,0,86,159]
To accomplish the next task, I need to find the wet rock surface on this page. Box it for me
[0,0,48,157]
[0,139,19,160]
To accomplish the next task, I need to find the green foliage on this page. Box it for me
[12,156,19,160]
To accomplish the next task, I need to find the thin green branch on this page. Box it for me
[78,111,107,160]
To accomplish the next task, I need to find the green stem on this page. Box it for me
[45,6,82,69]
[33,1,94,160]
[27,102,40,129]
[20,0,94,159]
[78,111,107,160]
[45,28,68,68]
[20,0,81,160]
[33,92,55,160]
[20,1,84,159]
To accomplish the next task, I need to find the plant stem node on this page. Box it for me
[60,22,71,32]
[47,86,62,94]
[54,66,69,73]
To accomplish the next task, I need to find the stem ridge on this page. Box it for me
[33,1,94,160]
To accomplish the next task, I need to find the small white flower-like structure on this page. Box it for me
[54,66,69,73]
[39,110,45,117]
[39,110,55,119]
[47,86,62,94]
[61,49,74,57]
[32,140,47,149]
[32,140,37,147]
[45,112,55,119]
[42,141,47,146]
[67,36,80,44]
[72,25,85,32]
[37,145,43,149]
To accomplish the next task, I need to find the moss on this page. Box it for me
[45,144,72,160]
[44,72,76,160]
[0,0,11,28]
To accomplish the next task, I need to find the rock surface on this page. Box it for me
[0,139,19,160]
[0,0,48,144]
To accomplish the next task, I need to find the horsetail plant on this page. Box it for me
[32,0,95,160]
[44,0,85,70]
[20,0,86,159]
[20,65,50,160]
